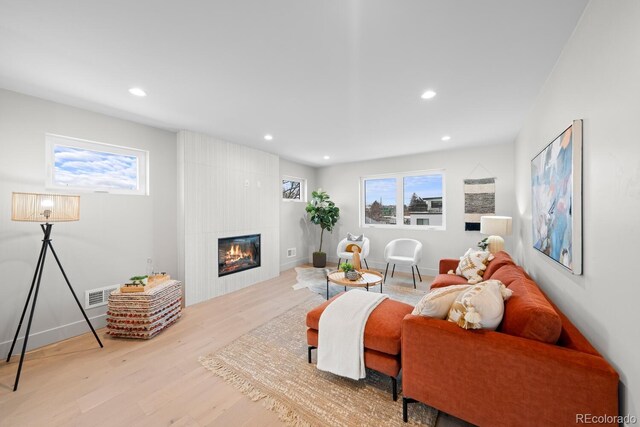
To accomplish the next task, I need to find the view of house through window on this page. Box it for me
[46,134,148,195]
[362,171,445,229]
[282,176,306,201]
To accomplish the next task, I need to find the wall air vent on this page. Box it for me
[287,248,296,258]
[84,285,118,309]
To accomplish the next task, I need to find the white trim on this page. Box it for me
[45,133,149,195]
[281,175,307,202]
[359,169,446,231]
[0,313,107,355]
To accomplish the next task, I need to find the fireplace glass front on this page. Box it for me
[218,234,261,277]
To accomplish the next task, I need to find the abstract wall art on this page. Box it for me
[531,119,582,274]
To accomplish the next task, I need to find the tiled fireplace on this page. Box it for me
[218,234,261,277]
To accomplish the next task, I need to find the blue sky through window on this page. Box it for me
[364,175,443,205]
[364,178,396,206]
[53,145,138,190]
[403,175,443,205]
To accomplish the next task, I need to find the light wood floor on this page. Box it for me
[0,267,471,427]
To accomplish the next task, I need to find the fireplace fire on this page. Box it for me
[218,234,261,277]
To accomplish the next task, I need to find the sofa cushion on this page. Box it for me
[455,248,492,283]
[430,273,469,289]
[490,264,526,287]
[447,280,512,330]
[499,278,562,344]
[483,251,516,279]
[306,293,413,355]
[412,284,472,318]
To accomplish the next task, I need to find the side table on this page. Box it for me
[106,279,182,339]
[325,269,384,299]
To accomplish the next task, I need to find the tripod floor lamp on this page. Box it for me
[7,192,103,391]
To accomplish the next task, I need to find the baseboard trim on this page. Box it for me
[280,257,308,272]
[0,313,107,355]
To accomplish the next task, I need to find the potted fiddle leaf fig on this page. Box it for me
[305,189,340,268]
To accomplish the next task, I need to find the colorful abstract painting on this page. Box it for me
[531,120,582,274]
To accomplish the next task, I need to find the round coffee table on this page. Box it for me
[325,269,384,300]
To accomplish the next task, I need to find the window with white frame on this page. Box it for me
[282,176,306,201]
[361,170,445,229]
[45,134,149,195]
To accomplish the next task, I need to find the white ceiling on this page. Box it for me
[0,0,588,166]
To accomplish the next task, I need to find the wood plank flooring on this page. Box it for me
[0,267,470,427]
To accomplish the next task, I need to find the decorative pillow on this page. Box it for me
[345,233,364,252]
[411,285,472,318]
[447,280,513,330]
[455,248,494,284]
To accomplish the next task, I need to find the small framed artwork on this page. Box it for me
[531,119,582,275]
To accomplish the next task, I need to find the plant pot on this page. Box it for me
[345,270,359,281]
[313,252,327,268]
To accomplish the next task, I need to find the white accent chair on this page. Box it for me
[383,239,423,288]
[336,237,370,269]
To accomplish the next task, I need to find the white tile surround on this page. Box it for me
[177,130,280,306]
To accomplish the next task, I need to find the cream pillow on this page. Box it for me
[412,285,472,318]
[447,280,513,330]
[454,248,494,284]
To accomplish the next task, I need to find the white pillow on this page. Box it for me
[447,280,513,330]
[455,248,493,284]
[412,285,472,318]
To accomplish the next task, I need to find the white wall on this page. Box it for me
[513,0,639,417]
[317,143,514,275]
[0,89,177,353]
[279,159,318,271]
[177,131,280,306]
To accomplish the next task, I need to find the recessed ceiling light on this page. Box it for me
[421,90,437,100]
[323,155,330,160]
[264,134,273,141]
[128,87,147,97]
[441,135,451,141]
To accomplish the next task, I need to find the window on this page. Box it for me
[282,176,306,201]
[361,170,445,229]
[364,178,397,224]
[45,134,148,195]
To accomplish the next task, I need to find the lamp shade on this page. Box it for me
[12,192,80,222]
[480,215,512,236]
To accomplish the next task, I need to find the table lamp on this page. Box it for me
[6,192,103,391]
[480,215,513,254]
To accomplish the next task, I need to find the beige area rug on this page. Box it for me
[199,296,438,427]
[293,267,427,306]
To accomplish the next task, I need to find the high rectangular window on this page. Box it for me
[361,170,445,229]
[282,176,306,201]
[46,134,148,195]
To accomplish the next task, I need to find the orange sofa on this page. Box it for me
[402,252,620,426]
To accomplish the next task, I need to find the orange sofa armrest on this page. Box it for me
[402,315,619,427]
[438,258,459,274]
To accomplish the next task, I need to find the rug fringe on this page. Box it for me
[199,356,312,427]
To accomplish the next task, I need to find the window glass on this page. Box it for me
[282,179,301,200]
[282,176,306,201]
[46,134,148,195]
[361,171,445,229]
[364,178,397,224]
[403,175,444,226]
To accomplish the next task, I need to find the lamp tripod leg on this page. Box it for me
[47,241,103,348]
[6,240,47,363]
[13,226,51,391]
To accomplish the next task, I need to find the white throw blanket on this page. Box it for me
[317,290,388,380]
